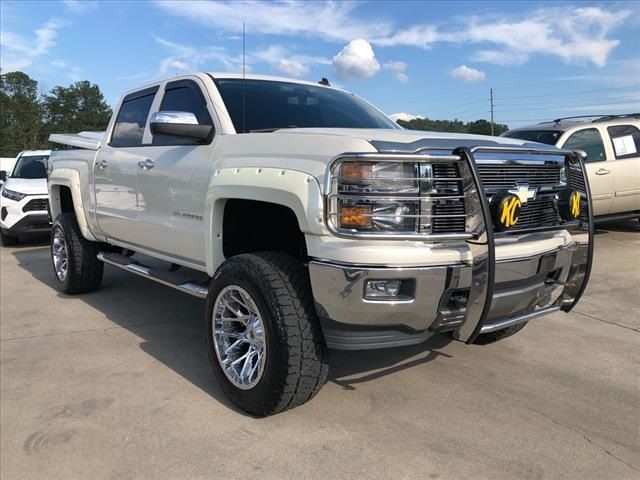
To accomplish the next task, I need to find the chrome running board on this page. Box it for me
[97,252,208,299]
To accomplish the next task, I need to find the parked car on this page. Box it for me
[0,157,18,185]
[0,150,52,246]
[502,114,640,222]
[47,73,593,416]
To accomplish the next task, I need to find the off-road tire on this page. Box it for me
[473,321,529,345]
[0,230,18,246]
[51,212,103,294]
[205,252,329,416]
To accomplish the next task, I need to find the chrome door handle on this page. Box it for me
[138,159,155,170]
[595,168,611,175]
[96,159,108,169]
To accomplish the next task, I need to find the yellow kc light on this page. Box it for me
[570,191,581,218]
[496,194,522,230]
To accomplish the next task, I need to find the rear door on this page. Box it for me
[604,124,640,214]
[95,86,158,244]
[560,127,613,216]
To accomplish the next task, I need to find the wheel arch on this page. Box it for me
[48,168,97,241]
[204,167,327,276]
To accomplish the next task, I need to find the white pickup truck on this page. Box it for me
[48,73,594,416]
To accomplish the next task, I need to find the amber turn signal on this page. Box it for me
[341,162,372,180]
[339,205,372,228]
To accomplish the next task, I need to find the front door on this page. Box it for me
[95,86,158,243]
[135,78,215,266]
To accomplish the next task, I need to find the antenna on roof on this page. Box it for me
[319,77,331,86]
[242,22,246,133]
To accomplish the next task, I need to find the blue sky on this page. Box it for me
[1,0,639,127]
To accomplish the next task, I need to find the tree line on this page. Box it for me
[397,117,509,136]
[0,72,112,157]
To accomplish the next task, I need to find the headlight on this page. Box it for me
[327,158,472,239]
[1,188,27,202]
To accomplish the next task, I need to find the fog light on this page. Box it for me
[364,279,415,301]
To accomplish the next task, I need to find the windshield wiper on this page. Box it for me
[248,126,299,133]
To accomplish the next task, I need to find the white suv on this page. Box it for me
[503,114,640,222]
[0,150,52,246]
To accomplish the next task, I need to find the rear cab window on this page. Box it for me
[607,124,640,159]
[110,86,159,147]
[562,128,606,163]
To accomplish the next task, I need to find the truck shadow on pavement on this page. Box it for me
[11,246,454,415]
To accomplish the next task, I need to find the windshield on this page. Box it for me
[215,79,400,133]
[502,130,563,146]
[11,155,49,179]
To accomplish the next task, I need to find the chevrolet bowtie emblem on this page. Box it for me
[508,184,538,204]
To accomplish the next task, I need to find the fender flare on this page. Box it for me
[48,168,97,241]
[203,167,326,275]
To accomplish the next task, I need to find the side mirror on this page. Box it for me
[150,111,212,141]
[0,171,7,183]
[574,150,588,161]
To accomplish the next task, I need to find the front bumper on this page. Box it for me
[1,213,51,237]
[310,146,594,350]
[310,237,587,349]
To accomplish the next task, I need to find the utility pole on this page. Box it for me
[490,88,495,136]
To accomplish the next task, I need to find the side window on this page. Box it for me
[111,86,158,147]
[153,80,213,145]
[607,125,640,159]
[563,128,606,163]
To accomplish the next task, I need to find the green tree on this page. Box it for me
[42,80,112,134]
[0,72,43,157]
[397,117,509,136]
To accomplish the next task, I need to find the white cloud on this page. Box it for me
[450,65,485,82]
[152,2,632,71]
[333,39,380,80]
[277,59,308,77]
[389,112,423,122]
[396,72,409,83]
[154,0,391,43]
[373,25,443,48]
[383,60,408,82]
[0,18,65,72]
[465,7,631,67]
[63,0,97,13]
[154,37,238,77]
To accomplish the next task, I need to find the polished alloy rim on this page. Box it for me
[212,285,266,389]
[52,227,68,281]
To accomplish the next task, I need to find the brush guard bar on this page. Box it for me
[323,145,594,344]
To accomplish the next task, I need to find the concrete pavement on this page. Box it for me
[1,223,639,480]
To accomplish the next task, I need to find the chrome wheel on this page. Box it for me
[52,227,68,281]
[212,285,266,390]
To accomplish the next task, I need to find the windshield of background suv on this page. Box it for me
[502,130,563,146]
[11,155,49,179]
[215,79,400,133]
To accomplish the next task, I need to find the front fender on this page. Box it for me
[204,167,326,275]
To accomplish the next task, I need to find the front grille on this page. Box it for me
[511,196,559,230]
[569,164,588,222]
[22,198,48,212]
[431,163,465,233]
[477,164,562,189]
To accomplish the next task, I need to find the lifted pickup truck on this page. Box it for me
[48,73,593,416]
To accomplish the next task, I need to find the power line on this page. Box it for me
[497,84,640,101]
[494,98,639,113]
[495,93,639,108]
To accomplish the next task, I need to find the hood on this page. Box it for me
[274,128,558,152]
[2,177,48,195]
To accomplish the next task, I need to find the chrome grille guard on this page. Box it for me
[324,144,594,343]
